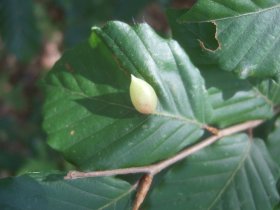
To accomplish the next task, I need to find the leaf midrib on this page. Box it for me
[44,83,205,128]
[207,138,252,209]
[98,184,135,210]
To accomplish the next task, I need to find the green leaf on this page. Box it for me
[267,117,280,167]
[0,173,134,210]
[169,2,280,78]
[91,22,212,123]
[168,9,277,126]
[253,78,280,105]
[0,0,41,61]
[43,21,212,170]
[179,0,280,22]
[202,69,274,127]
[167,9,220,67]
[146,134,280,210]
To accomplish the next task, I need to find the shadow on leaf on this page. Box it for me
[201,68,252,100]
[76,92,140,119]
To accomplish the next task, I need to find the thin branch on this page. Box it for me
[65,167,151,179]
[64,119,263,180]
[150,119,263,175]
[203,125,220,135]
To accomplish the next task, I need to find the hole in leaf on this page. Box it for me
[197,21,220,52]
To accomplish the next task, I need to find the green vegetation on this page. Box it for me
[0,1,279,209]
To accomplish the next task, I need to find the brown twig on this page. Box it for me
[65,167,151,179]
[65,119,263,179]
[247,127,253,140]
[203,125,220,135]
[150,119,262,175]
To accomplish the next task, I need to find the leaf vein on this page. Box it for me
[207,138,251,209]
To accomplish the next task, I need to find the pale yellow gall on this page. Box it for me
[129,75,157,114]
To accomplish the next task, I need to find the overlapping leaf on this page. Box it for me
[0,173,133,210]
[169,1,280,78]
[254,78,280,105]
[179,0,280,22]
[202,69,274,127]
[146,134,280,210]
[43,21,212,170]
[168,9,278,127]
[266,117,280,167]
